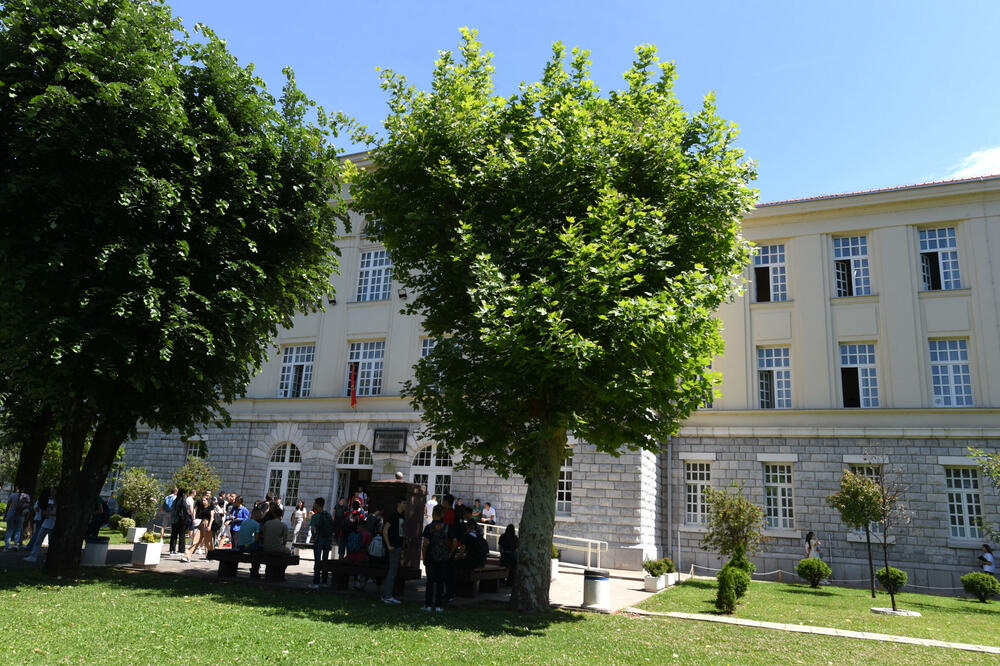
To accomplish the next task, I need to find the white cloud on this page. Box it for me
[947,146,1000,180]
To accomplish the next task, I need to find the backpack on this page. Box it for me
[313,510,335,542]
[367,534,386,559]
[346,529,364,554]
[471,533,489,568]
[427,521,451,563]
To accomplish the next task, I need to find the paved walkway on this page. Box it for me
[622,607,1000,655]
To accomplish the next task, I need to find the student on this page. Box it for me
[183,497,214,562]
[424,495,438,528]
[4,486,26,550]
[979,544,996,578]
[24,489,56,563]
[455,520,488,572]
[228,496,249,549]
[481,502,496,525]
[498,524,519,586]
[169,488,190,556]
[421,504,451,611]
[805,531,822,559]
[291,500,308,545]
[309,498,336,589]
[345,520,372,590]
[381,499,407,604]
[471,499,483,523]
[24,488,51,554]
[259,505,289,554]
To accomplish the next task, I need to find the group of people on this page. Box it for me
[422,495,497,527]
[4,485,58,563]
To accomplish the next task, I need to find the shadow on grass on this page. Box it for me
[0,566,583,638]
[783,587,836,597]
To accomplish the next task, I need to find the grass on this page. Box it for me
[0,567,992,664]
[1,522,128,546]
[638,577,1000,647]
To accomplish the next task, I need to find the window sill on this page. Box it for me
[750,299,794,307]
[918,288,971,298]
[678,524,708,534]
[346,298,392,306]
[763,528,802,539]
[829,294,878,303]
[948,537,985,549]
[846,532,894,545]
[555,515,575,523]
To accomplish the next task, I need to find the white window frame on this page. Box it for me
[833,235,872,297]
[556,453,573,516]
[757,346,791,409]
[184,439,207,459]
[945,467,983,539]
[277,344,315,398]
[420,337,437,358]
[355,249,393,302]
[411,444,453,499]
[839,343,879,408]
[684,462,711,525]
[763,463,794,530]
[265,443,302,510]
[919,227,962,291]
[753,243,787,303]
[928,338,973,407]
[346,341,386,397]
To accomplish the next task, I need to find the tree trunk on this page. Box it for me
[881,533,896,612]
[44,413,125,578]
[13,408,54,498]
[864,526,875,599]
[510,427,566,613]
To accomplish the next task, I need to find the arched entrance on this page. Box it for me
[411,444,452,500]
[335,443,373,504]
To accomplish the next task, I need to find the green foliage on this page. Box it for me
[140,530,160,544]
[729,543,756,576]
[969,447,1000,539]
[701,483,767,559]
[715,566,739,613]
[118,518,136,538]
[827,471,883,531]
[551,544,560,559]
[796,558,833,588]
[961,572,1000,603]
[172,456,221,496]
[876,567,908,595]
[108,514,123,531]
[116,467,162,525]
[643,557,676,577]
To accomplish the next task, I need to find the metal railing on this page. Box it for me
[481,523,609,569]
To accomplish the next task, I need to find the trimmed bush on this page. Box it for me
[961,572,1000,603]
[108,514,123,531]
[730,543,756,576]
[715,565,740,613]
[796,557,832,588]
[729,564,751,599]
[140,530,160,544]
[551,544,560,559]
[643,557,676,577]
[0,501,7,517]
[876,566,908,595]
[118,517,136,538]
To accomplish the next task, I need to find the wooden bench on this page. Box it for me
[455,563,508,597]
[206,549,299,582]
[315,559,421,596]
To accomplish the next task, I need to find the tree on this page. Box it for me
[348,30,756,611]
[874,473,908,611]
[828,470,883,598]
[171,456,221,498]
[970,447,1000,539]
[700,483,767,560]
[116,467,162,525]
[0,0,348,576]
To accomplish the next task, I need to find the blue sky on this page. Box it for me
[167,0,1000,203]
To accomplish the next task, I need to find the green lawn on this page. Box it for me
[0,568,991,664]
[638,578,1000,647]
[1,522,128,546]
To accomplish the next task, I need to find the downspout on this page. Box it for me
[665,436,673,563]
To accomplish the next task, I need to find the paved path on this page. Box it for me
[622,607,1000,655]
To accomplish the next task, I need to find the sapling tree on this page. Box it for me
[969,447,1000,539]
[172,456,221,498]
[700,483,767,560]
[117,467,163,525]
[349,30,756,611]
[828,470,883,598]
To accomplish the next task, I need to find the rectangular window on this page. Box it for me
[267,469,283,500]
[945,468,983,539]
[839,343,879,408]
[184,440,207,459]
[833,236,872,297]
[355,249,393,302]
[753,244,787,303]
[919,227,961,290]
[284,470,300,508]
[346,341,386,397]
[848,465,884,535]
[929,339,973,407]
[277,344,315,398]
[556,454,573,516]
[684,463,711,525]
[757,346,791,409]
[420,337,437,357]
[763,464,794,529]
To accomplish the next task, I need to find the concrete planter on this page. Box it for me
[81,536,110,566]
[126,526,147,543]
[131,541,162,568]
[551,558,559,581]
[665,572,678,586]
[644,574,667,592]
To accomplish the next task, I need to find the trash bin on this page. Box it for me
[582,568,610,611]
[81,536,110,567]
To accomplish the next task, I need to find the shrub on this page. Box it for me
[118,517,136,538]
[876,566,908,595]
[796,557,832,588]
[0,501,7,517]
[730,564,751,599]
[961,572,1000,603]
[140,530,160,544]
[551,544,560,559]
[117,467,164,526]
[108,514,123,531]
[643,557,676,577]
[730,543,756,576]
[715,566,739,613]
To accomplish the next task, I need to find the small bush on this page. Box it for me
[118,517,136,538]
[140,530,160,544]
[796,557,832,588]
[961,572,1000,603]
[715,566,739,613]
[729,564,751,599]
[551,544,560,559]
[643,557,676,577]
[876,566,908,595]
[108,514,123,531]
[0,501,7,517]
[730,544,756,576]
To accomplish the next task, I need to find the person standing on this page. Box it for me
[805,531,822,559]
[24,489,56,563]
[421,504,451,611]
[228,496,249,549]
[291,500,307,546]
[4,486,26,550]
[979,544,996,578]
[424,495,437,528]
[168,488,190,556]
[182,497,214,562]
[381,499,406,604]
[308,497,335,589]
[24,488,50,554]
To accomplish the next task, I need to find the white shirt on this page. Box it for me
[41,499,56,530]
[481,506,496,522]
[983,552,996,573]
[424,499,437,522]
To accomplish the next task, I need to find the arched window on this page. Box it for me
[265,443,301,508]
[337,443,373,467]
[412,444,452,499]
[335,443,374,503]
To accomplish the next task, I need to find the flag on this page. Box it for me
[349,362,358,408]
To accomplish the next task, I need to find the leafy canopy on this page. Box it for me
[700,483,767,559]
[117,467,163,524]
[348,30,756,476]
[827,470,883,530]
[172,455,221,497]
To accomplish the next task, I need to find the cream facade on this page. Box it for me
[123,174,1000,583]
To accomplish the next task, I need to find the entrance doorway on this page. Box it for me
[335,443,374,505]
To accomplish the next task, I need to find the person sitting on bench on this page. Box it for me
[259,504,289,555]
[455,520,488,572]
[237,508,264,578]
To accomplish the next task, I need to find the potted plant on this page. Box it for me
[643,557,677,591]
[551,544,560,581]
[131,529,163,568]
